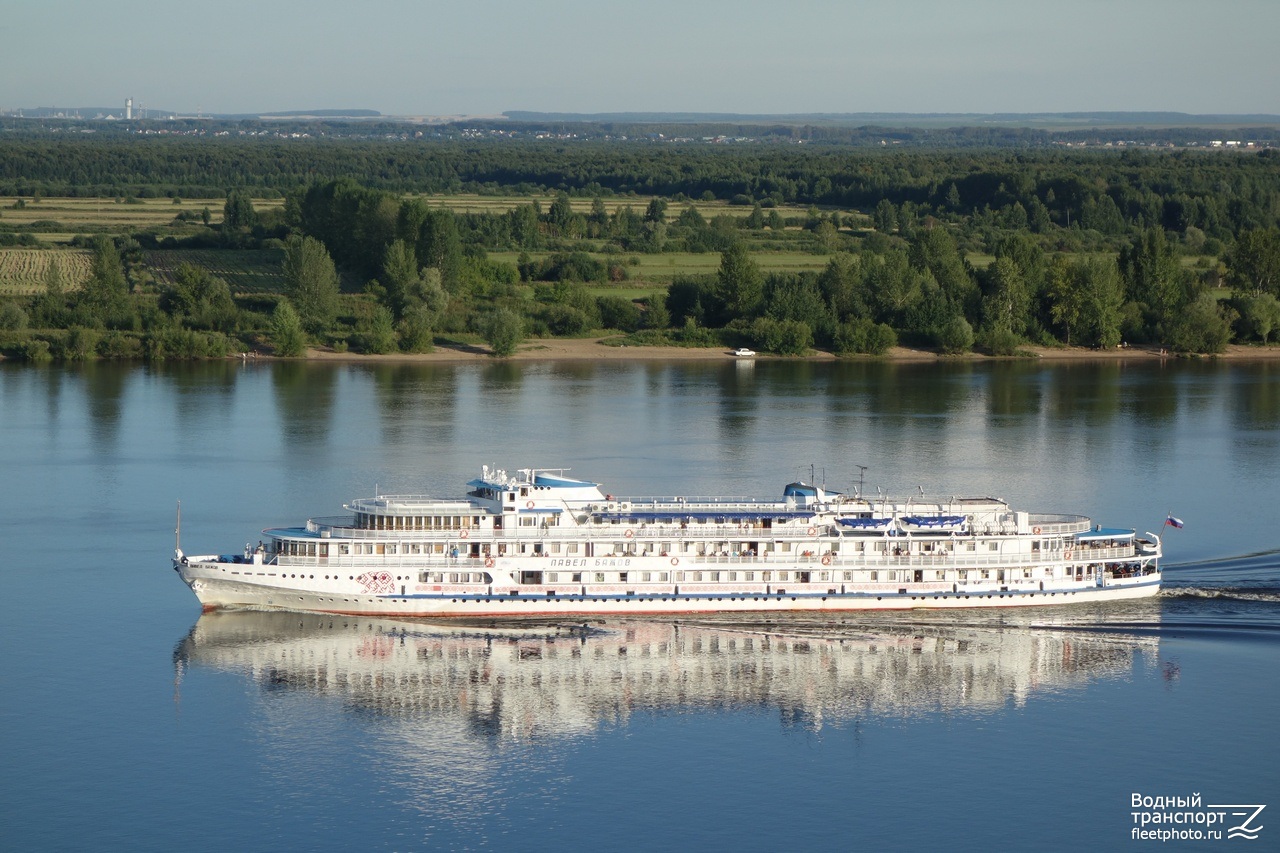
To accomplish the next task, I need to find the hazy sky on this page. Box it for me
[5,0,1278,116]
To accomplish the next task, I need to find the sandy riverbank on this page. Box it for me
[299,337,1280,363]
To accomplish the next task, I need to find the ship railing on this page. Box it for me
[346,497,475,509]
[305,517,484,538]
[612,496,786,508]
[685,548,1140,568]
[1026,515,1093,535]
[299,518,1113,544]
[266,545,1146,572]
[1069,544,1142,561]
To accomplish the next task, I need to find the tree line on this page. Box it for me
[3,137,1279,242]
[2,141,1280,359]
[6,178,1278,361]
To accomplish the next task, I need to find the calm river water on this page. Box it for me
[2,358,1278,851]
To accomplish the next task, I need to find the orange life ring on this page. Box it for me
[485,557,495,568]
[459,530,469,539]
[526,500,534,508]
[625,529,634,538]
[807,527,817,536]
[821,555,832,566]
[1064,550,1072,560]
[1033,526,1042,535]
[670,557,679,566]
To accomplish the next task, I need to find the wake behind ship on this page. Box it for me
[173,466,1162,616]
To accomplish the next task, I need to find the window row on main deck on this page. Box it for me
[278,538,1133,559]
[416,566,1100,585]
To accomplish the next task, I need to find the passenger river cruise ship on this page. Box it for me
[173,466,1163,616]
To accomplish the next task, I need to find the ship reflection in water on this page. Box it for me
[174,610,1159,738]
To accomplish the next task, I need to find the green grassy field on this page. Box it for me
[1,196,234,229]
[490,250,834,282]
[409,193,856,222]
[145,249,286,293]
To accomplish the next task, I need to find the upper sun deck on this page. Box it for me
[467,466,607,506]
[324,467,1095,537]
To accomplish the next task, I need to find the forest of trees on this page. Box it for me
[2,135,1279,360]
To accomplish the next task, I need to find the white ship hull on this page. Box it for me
[174,465,1163,617]
[175,558,1161,617]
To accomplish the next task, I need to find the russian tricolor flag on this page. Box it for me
[1165,515,1184,529]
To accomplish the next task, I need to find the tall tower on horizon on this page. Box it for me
[126,98,133,120]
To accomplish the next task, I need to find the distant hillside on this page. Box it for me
[503,110,1280,129]
[8,106,381,119]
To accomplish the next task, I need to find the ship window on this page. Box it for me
[450,573,459,583]
[642,572,651,582]
[777,572,789,581]
[843,572,852,581]
[744,571,754,581]
[958,570,967,579]
[870,571,878,581]
[594,573,605,583]
[988,542,998,551]
[692,572,702,581]
[676,572,685,581]
[386,544,397,555]
[567,544,579,554]
[547,573,558,583]
[728,572,736,581]
[936,571,945,581]
[762,571,771,582]
[981,570,990,579]
[338,544,349,555]
[887,571,896,581]
[572,573,582,582]
[419,572,428,583]
[659,572,669,582]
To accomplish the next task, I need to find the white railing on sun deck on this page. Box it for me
[348,497,476,509]
[1070,545,1136,561]
[303,515,1097,542]
[1026,515,1092,535]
